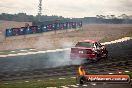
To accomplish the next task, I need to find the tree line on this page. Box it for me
[0,13,132,24]
[0,13,70,22]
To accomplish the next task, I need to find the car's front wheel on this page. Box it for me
[104,51,108,59]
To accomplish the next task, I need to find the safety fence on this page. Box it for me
[5,21,82,37]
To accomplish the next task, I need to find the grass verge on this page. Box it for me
[0,77,76,88]
[99,31,132,43]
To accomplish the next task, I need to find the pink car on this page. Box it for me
[70,40,108,61]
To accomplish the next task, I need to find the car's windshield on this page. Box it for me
[75,42,93,48]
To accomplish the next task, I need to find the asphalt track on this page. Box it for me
[0,39,132,88]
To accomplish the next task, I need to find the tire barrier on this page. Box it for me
[5,21,82,37]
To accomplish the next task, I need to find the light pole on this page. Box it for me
[38,0,42,22]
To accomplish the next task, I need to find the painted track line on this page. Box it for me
[0,37,131,57]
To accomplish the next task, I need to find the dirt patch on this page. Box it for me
[0,24,132,50]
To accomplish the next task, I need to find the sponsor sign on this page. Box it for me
[84,75,130,83]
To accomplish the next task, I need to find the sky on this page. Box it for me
[0,0,132,18]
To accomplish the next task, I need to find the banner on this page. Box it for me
[41,25,48,32]
[47,24,51,30]
[19,27,25,35]
[25,27,32,34]
[5,28,13,37]
[30,26,38,33]
[60,23,64,29]
[5,21,83,37]
[12,28,20,36]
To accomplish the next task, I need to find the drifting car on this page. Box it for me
[70,40,108,62]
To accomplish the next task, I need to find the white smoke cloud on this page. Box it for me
[34,37,84,68]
